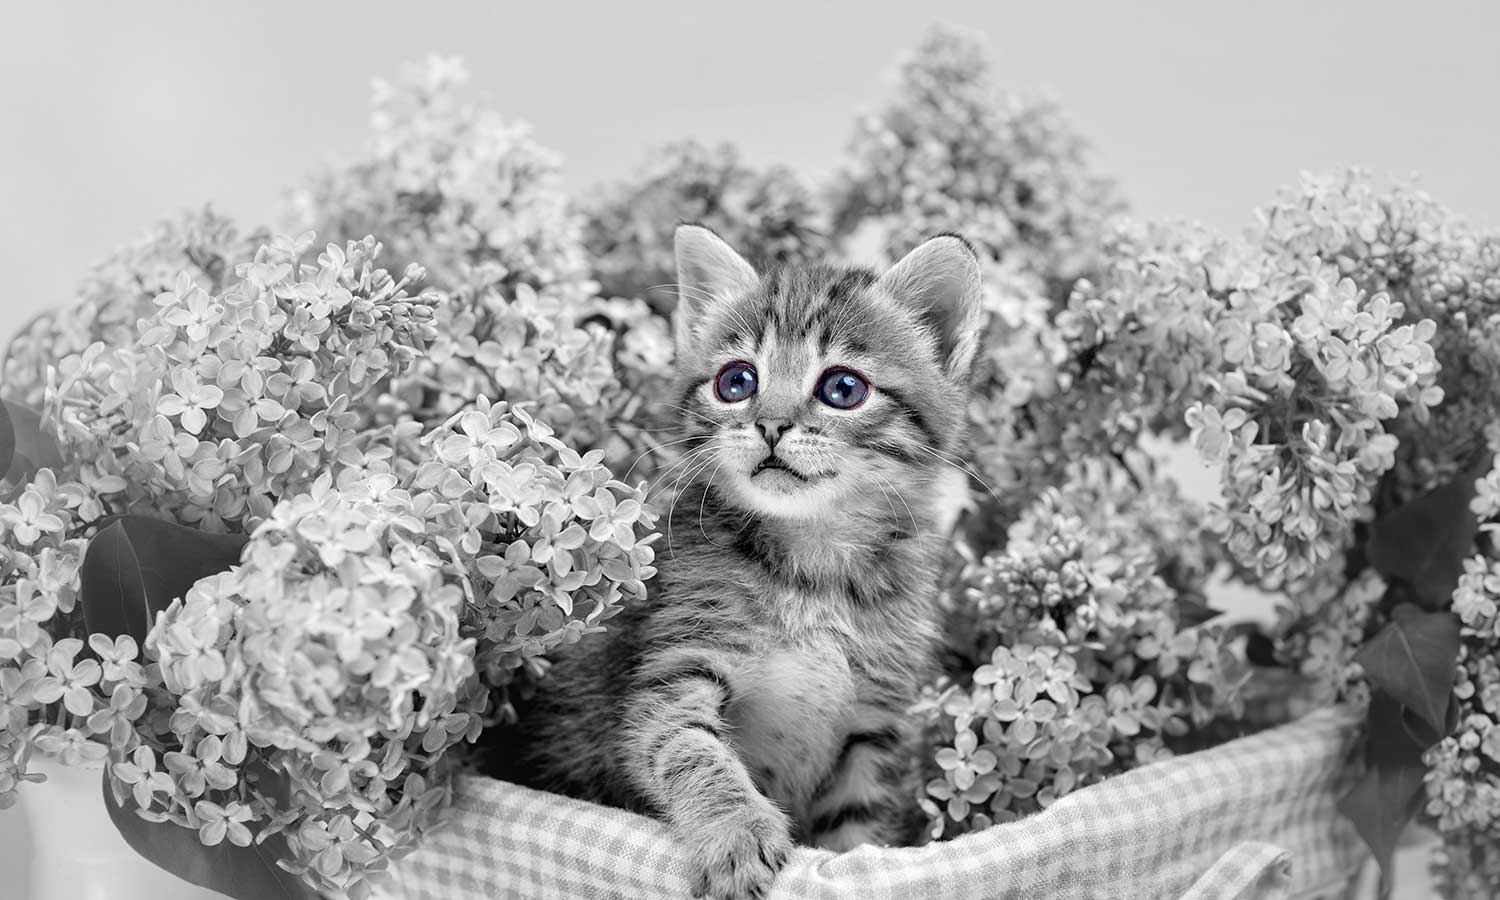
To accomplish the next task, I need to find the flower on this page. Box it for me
[291,56,589,299]
[0,489,67,546]
[32,725,107,766]
[293,814,383,885]
[922,460,1244,837]
[158,278,227,343]
[2,208,261,409]
[4,35,1496,896]
[1057,187,1447,591]
[1454,556,1500,637]
[48,231,440,533]
[156,369,226,435]
[108,396,655,896]
[193,799,254,847]
[111,746,177,812]
[88,634,145,685]
[86,683,147,746]
[829,23,1122,294]
[0,579,59,655]
[1186,403,1254,464]
[583,139,833,308]
[934,728,998,792]
[284,59,679,482]
[2,170,658,896]
[164,735,237,798]
[35,638,100,717]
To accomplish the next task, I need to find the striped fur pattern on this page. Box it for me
[504,227,984,900]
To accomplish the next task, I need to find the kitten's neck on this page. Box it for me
[695,481,943,606]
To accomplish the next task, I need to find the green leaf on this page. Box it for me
[80,516,248,645]
[0,398,64,485]
[1367,466,1485,609]
[1353,605,1460,737]
[1338,691,1431,892]
[102,769,314,900]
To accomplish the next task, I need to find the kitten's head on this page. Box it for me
[669,224,984,520]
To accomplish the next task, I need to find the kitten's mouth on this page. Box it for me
[751,456,815,483]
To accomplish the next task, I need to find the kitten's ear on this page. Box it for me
[876,234,985,380]
[673,224,759,356]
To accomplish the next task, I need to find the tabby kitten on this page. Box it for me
[508,225,983,900]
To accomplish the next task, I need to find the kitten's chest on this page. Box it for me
[724,631,858,805]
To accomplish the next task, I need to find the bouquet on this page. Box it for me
[0,231,657,898]
[8,21,1500,900]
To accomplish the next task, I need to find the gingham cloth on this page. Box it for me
[379,708,1367,900]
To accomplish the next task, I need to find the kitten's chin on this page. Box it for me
[723,472,838,519]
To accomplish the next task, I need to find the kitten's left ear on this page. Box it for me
[876,234,985,380]
[673,224,760,357]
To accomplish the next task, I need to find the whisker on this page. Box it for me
[619,423,693,436]
[696,460,731,548]
[641,456,708,517]
[664,450,722,559]
[712,302,761,349]
[652,282,763,355]
[645,445,713,502]
[622,434,703,483]
[653,401,720,430]
[648,282,720,307]
[868,466,920,538]
[917,445,1003,507]
[654,445,715,502]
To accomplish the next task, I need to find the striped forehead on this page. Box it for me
[702,265,908,358]
[748,329,815,397]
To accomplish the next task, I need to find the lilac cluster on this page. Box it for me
[582,139,833,310]
[3,208,264,409]
[1059,184,1444,590]
[47,232,437,532]
[288,57,674,483]
[0,231,658,897]
[830,24,1123,293]
[919,461,1245,837]
[1422,432,1500,895]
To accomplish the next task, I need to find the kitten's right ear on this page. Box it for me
[673,224,759,357]
[876,234,985,381]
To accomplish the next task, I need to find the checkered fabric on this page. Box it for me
[378,708,1367,900]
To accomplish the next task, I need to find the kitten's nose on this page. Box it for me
[755,418,793,449]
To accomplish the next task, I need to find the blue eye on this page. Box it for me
[816,368,870,410]
[714,361,758,403]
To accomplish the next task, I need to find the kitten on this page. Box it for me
[504,225,983,900]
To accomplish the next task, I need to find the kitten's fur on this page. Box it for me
[504,226,983,900]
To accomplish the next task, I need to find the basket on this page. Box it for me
[379,707,1368,900]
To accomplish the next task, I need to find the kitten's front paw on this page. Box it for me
[683,796,793,900]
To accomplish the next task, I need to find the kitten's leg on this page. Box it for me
[623,651,792,900]
[806,721,914,852]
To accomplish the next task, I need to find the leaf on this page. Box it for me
[1340,605,1462,891]
[102,769,314,900]
[80,516,249,645]
[1367,465,1485,608]
[1174,593,1222,628]
[0,398,65,485]
[1399,702,1458,751]
[0,401,12,483]
[1338,691,1432,892]
[1353,605,1460,737]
